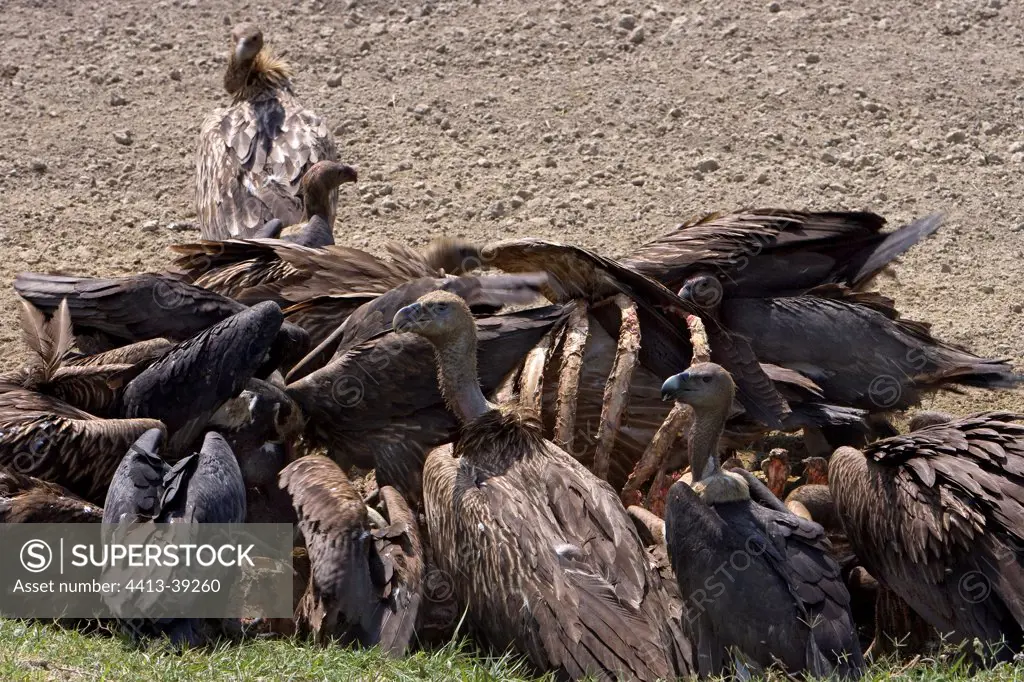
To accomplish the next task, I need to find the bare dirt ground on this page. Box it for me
[1,0,1021,416]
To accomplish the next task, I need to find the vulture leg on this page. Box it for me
[552,300,590,452]
[592,295,641,480]
[625,314,711,507]
[867,585,936,660]
[517,327,554,418]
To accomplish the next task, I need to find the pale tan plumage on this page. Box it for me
[395,290,694,681]
[196,23,337,240]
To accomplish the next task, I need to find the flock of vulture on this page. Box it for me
[2,21,1024,681]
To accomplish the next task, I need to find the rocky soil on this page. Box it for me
[1,0,1021,415]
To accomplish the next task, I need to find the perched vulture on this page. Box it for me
[195,23,338,240]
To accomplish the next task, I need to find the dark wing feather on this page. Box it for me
[179,432,246,524]
[13,272,247,345]
[279,455,380,645]
[102,428,168,524]
[831,412,1024,651]
[372,485,424,656]
[120,301,283,459]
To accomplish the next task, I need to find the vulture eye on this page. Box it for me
[702,376,712,383]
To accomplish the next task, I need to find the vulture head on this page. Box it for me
[231,23,264,62]
[660,361,735,414]
[678,274,724,311]
[392,290,473,347]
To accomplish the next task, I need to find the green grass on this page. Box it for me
[1,619,1023,681]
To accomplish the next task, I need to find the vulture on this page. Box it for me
[622,209,942,296]
[391,290,694,681]
[278,455,422,655]
[0,299,166,504]
[830,411,1024,663]
[102,428,246,648]
[119,300,285,459]
[195,23,338,240]
[285,288,569,505]
[12,272,310,372]
[678,276,1022,443]
[661,362,864,679]
[0,467,103,523]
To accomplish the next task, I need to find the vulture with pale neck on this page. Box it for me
[391,290,694,681]
[196,23,338,240]
[661,362,863,679]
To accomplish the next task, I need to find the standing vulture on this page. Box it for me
[195,23,338,240]
[661,362,863,679]
[392,290,694,681]
[830,411,1024,663]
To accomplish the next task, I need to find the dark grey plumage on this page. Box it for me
[102,429,246,648]
[120,301,284,460]
[662,363,863,679]
[680,277,1022,420]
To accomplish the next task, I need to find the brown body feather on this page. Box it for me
[830,411,1024,661]
[423,407,694,680]
[0,467,103,523]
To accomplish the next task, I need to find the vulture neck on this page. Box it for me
[224,52,291,102]
[688,401,750,504]
[433,327,494,424]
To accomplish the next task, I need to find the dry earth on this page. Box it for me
[0,0,1022,416]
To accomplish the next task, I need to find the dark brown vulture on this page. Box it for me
[621,209,942,296]
[285,295,570,506]
[392,290,694,681]
[662,363,864,679]
[195,23,338,240]
[278,455,422,655]
[830,411,1024,663]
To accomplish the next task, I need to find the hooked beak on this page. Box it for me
[393,302,423,333]
[337,164,358,184]
[661,371,689,402]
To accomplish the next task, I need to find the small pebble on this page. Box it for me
[696,158,720,172]
[768,1,781,11]
[140,219,159,233]
[946,130,966,144]
[981,285,995,295]
[29,160,47,173]
[1012,304,1022,314]
[109,94,128,107]
[629,27,645,45]
[940,263,952,273]
[618,14,637,30]
[169,68,182,81]
[805,53,820,64]
[113,131,133,145]
[327,74,343,88]
[582,198,596,209]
